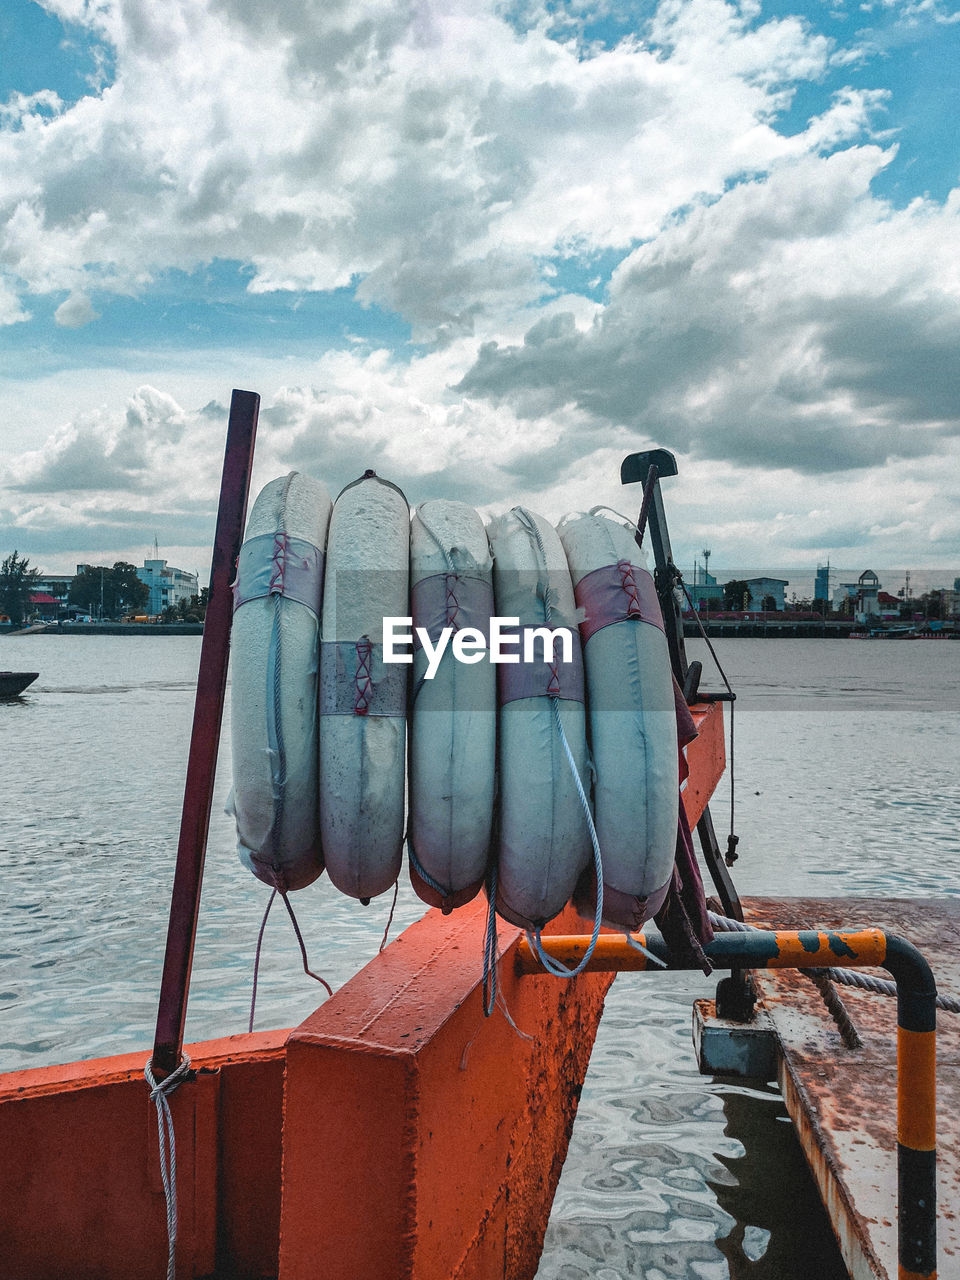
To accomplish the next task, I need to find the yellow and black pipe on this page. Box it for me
[517,927,937,1280]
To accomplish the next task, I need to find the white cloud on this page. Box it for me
[1,0,861,339]
[54,290,100,327]
[458,148,960,476]
[0,0,957,575]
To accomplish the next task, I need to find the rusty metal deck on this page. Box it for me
[745,896,959,1280]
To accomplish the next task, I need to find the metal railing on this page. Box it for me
[517,927,938,1280]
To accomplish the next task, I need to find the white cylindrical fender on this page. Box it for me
[230,471,332,891]
[558,511,678,930]
[408,500,496,911]
[487,507,590,929]
[319,471,409,901]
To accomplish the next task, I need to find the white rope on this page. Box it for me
[527,698,604,979]
[624,932,668,968]
[144,1054,192,1280]
[513,507,606,981]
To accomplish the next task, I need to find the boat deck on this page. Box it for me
[714,896,959,1279]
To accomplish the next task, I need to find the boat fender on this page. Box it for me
[486,507,591,929]
[558,510,678,930]
[230,471,331,890]
[319,471,409,901]
[408,500,496,911]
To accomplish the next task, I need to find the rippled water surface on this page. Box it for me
[2,633,957,1277]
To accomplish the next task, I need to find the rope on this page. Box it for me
[248,888,278,1032]
[587,504,637,530]
[479,859,535,1039]
[679,580,738,864]
[624,932,668,968]
[268,473,296,853]
[809,970,863,1049]
[415,504,457,573]
[526,698,604,979]
[409,839,448,898]
[278,886,333,997]
[483,860,499,1016]
[249,878,332,1033]
[708,911,960,1015]
[379,878,400,952]
[144,1053,192,1280]
[513,507,606,981]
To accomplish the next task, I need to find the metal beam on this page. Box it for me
[152,390,259,1076]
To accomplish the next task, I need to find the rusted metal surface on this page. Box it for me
[748,896,959,1280]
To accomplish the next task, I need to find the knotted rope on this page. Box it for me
[144,1053,192,1280]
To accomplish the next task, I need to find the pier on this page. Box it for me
[696,896,958,1279]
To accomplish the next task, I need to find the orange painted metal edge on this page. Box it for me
[0,1027,288,1101]
[683,701,725,829]
[277,898,614,1280]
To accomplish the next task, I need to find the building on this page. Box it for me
[685,566,724,611]
[28,592,61,620]
[136,559,199,615]
[33,573,74,607]
[854,570,880,623]
[833,582,859,613]
[878,590,901,620]
[814,563,830,602]
[744,578,788,611]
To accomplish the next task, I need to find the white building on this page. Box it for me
[744,577,788,611]
[854,570,880,623]
[136,559,199,616]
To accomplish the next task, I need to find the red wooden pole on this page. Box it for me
[151,389,259,1076]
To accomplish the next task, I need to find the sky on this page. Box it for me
[1,0,959,585]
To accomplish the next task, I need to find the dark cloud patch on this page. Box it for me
[0,508,213,558]
[11,431,145,493]
[456,152,960,479]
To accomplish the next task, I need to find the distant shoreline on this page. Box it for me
[2,622,203,636]
[4,620,954,640]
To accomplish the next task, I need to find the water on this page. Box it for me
[537,636,960,1279]
[2,633,958,1276]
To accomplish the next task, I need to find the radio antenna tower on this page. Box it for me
[702,548,711,582]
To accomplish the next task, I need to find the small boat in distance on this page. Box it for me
[0,671,39,697]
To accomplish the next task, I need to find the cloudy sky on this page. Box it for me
[1,0,958,583]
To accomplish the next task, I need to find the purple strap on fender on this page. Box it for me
[411,572,494,647]
[497,626,585,706]
[574,560,664,644]
[320,639,407,717]
[233,532,324,615]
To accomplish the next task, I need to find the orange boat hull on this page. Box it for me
[0,703,724,1280]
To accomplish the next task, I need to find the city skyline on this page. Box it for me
[1,0,959,575]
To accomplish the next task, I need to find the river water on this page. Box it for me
[1,634,958,1277]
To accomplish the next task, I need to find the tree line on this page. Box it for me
[1,551,149,625]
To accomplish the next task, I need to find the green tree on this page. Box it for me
[111,562,149,614]
[69,563,148,618]
[0,550,42,627]
[761,594,777,611]
[722,578,751,610]
[921,591,942,620]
